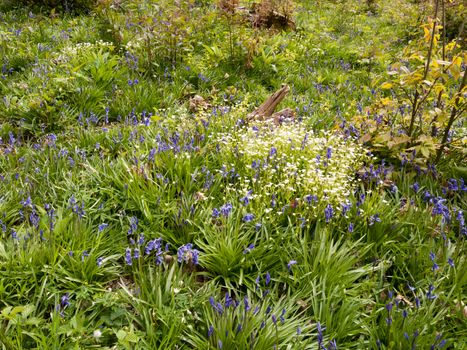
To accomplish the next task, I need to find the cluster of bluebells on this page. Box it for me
[125,235,173,266]
[177,243,200,265]
[68,195,85,218]
[377,284,448,349]
[415,183,466,235]
[212,203,233,218]
[124,238,199,267]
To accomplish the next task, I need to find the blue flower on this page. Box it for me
[236,323,242,334]
[287,260,297,271]
[125,248,132,266]
[127,216,138,235]
[208,325,214,337]
[324,204,334,223]
[243,244,255,254]
[177,244,200,265]
[61,293,70,308]
[243,213,255,222]
[369,214,381,226]
[98,223,108,232]
[225,293,234,308]
[317,322,325,348]
[244,296,250,311]
[81,250,89,262]
[265,271,271,285]
[220,203,232,217]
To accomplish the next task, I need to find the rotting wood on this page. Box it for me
[247,84,291,123]
[271,107,295,126]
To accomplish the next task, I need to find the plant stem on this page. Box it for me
[435,67,467,162]
[408,0,439,138]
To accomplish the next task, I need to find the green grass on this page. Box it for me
[0,0,466,349]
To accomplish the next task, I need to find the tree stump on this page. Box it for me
[247,84,293,124]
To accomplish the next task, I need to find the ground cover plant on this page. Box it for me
[0,0,466,349]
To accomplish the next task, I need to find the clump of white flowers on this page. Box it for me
[217,121,369,207]
[55,41,115,63]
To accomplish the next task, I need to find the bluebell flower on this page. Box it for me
[369,214,381,226]
[280,308,286,323]
[81,250,89,262]
[431,197,451,223]
[225,293,234,308]
[272,314,277,325]
[220,203,232,217]
[448,257,454,268]
[208,325,214,337]
[133,248,140,259]
[243,244,255,254]
[386,302,393,312]
[317,322,325,348]
[98,223,108,232]
[61,293,70,308]
[236,323,242,334]
[97,257,103,267]
[209,296,215,308]
[324,204,334,223]
[287,260,297,271]
[125,248,132,266]
[216,302,224,315]
[341,202,351,216]
[348,223,354,233]
[411,182,420,192]
[456,209,465,226]
[244,296,251,311]
[127,216,138,235]
[243,213,255,222]
[427,284,437,299]
[265,271,271,285]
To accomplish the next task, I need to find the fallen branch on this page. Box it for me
[247,84,292,123]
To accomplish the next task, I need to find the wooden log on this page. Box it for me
[272,107,295,125]
[247,84,290,122]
